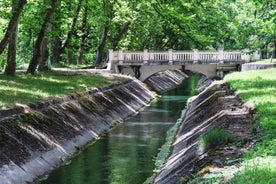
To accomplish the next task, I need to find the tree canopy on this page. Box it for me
[0,0,275,75]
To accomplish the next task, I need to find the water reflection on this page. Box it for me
[39,75,200,184]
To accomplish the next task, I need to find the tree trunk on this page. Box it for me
[52,37,62,63]
[27,0,60,74]
[4,0,19,76]
[38,37,51,71]
[111,22,131,50]
[0,0,26,55]
[60,0,83,63]
[66,45,73,64]
[94,25,109,66]
[77,0,88,65]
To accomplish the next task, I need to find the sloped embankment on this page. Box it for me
[144,69,190,93]
[154,80,256,184]
[0,76,155,184]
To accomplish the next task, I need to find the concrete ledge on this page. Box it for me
[242,63,276,71]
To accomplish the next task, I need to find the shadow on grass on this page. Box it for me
[0,71,114,109]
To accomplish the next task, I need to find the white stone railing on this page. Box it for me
[108,49,252,65]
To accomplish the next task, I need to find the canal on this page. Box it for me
[38,75,200,184]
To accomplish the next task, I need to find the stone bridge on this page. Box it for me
[107,49,259,80]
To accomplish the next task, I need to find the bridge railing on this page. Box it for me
[108,49,252,65]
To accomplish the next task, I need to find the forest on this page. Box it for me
[0,0,275,76]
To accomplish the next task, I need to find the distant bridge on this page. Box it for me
[107,49,259,80]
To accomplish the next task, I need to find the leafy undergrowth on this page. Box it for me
[224,68,276,183]
[0,71,115,110]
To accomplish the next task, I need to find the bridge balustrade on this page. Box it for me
[109,49,252,66]
[198,51,219,62]
[223,51,242,61]
[173,51,194,61]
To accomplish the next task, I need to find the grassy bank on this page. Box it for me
[224,68,276,183]
[0,71,115,110]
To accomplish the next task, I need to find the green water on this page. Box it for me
[39,75,200,184]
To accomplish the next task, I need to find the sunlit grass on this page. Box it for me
[228,157,276,184]
[0,71,115,110]
[225,68,276,183]
[246,59,276,64]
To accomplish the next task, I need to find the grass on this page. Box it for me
[0,71,115,110]
[198,128,235,150]
[224,68,276,183]
[228,157,276,184]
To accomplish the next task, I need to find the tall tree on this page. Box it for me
[0,0,26,55]
[4,0,20,76]
[27,0,60,74]
[61,0,83,64]
[77,0,89,65]
[94,0,116,66]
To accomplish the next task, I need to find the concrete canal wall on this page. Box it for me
[1,69,244,184]
[0,76,156,184]
[154,80,256,184]
[144,69,192,93]
[0,69,191,184]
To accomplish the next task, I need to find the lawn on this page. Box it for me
[225,68,276,183]
[0,71,115,110]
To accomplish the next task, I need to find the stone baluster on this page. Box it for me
[218,48,224,63]
[144,49,149,64]
[169,49,173,64]
[193,49,199,63]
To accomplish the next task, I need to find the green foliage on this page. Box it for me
[199,128,235,150]
[225,69,276,157]
[0,0,275,70]
[0,71,114,109]
[228,157,276,184]
[225,68,276,183]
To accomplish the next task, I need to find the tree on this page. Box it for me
[94,0,115,66]
[0,0,26,55]
[4,0,21,76]
[27,0,60,74]
[77,0,89,65]
[60,0,84,64]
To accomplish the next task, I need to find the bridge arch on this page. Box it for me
[118,64,237,81]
